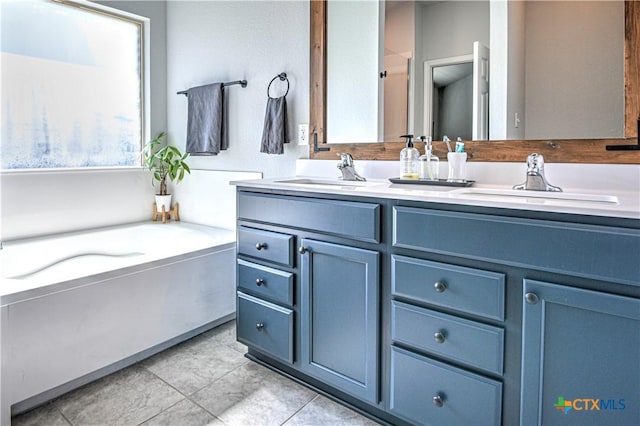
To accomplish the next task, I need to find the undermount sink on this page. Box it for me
[452,188,619,204]
[274,178,382,187]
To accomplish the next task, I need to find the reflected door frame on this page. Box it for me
[423,54,473,139]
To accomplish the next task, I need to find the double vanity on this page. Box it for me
[233,166,639,426]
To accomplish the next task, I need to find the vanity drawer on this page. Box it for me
[392,255,505,321]
[238,192,380,243]
[392,301,504,375]
[393,206,640,286]
[237,259,294,306]
[238,226,294,266]
[390,347,502,426]
[237,292,294,364]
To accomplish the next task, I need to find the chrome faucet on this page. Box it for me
[337,153,366,181]
[513,153,562,192]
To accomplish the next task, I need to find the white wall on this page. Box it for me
[419,1,490,63]
[489,0,508,140]
[506,1,526,140]
[524,1,624,139]
[491,0,622,140]
[438,73,473,140]
[175,170,261,230]
[165,1,309,178]
[489,0,526,140]
[384,1,414,139]
[0,169,151,241]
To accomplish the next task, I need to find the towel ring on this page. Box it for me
[267,72,289,98]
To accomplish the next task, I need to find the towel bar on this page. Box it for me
[177,80,247,96]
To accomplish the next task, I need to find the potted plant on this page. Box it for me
[143,132,191,213]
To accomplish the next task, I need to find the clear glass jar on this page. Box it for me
[419,154,439,180]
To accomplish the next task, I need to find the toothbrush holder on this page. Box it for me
[447,152,468,181]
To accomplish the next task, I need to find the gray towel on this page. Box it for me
[186,83,228,155]
[260,96,288,154]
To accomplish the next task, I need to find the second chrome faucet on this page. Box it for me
[513,153,562,192]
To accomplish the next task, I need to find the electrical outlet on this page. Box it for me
[298,124,309,145]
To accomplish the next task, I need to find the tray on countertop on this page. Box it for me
[388,177,475,187]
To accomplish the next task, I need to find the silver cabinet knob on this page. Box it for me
[525,292,539,304]
[434,281,447,293]
[255,242,267,251]
[299,246,308,254]
[432,394,444,407]
[434,331,446,344]
[256,278,265,286]
[256,323,264,331]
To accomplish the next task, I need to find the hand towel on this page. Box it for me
[260,96,288,154]
[186,83,228,155]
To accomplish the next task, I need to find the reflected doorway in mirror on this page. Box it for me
[424,41,489,142]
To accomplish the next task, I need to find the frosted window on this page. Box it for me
[1,0,144,169]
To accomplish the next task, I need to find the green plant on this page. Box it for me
[143,132,191,195]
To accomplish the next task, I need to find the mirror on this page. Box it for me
[310,0,640,163]
[327,0,491,143]
[328,0,623,142]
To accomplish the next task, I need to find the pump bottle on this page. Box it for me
[418,136,439,180]
[399,134,420,179]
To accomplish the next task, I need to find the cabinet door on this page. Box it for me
[521,279,640,426]
[299,239,379,404]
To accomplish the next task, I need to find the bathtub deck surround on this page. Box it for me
[0,222,236,423]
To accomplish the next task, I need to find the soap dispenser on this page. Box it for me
[399,134,420,179]
[418,136,439,180]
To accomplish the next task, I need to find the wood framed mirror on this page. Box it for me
[310,0,640,164]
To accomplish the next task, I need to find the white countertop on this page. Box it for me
[233,176,640,220]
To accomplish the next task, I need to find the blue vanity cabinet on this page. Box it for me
[299,238,379,404]
[236,190,383,409]
[235,186,640,426]
[521,279,640,426]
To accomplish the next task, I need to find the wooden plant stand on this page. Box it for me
[152,202,180,223]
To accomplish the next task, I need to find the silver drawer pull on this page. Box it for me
[434,281,447,292]
[525,292,539,304]
[256,323,265,331]
[434,331,446,344]
[299,246,308,254]
[256,278,265,286]
[255,242,267,251]
[432,394,444,407]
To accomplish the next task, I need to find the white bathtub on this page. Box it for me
[0,222,236,420]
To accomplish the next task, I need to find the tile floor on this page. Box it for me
[12,320,380,426]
